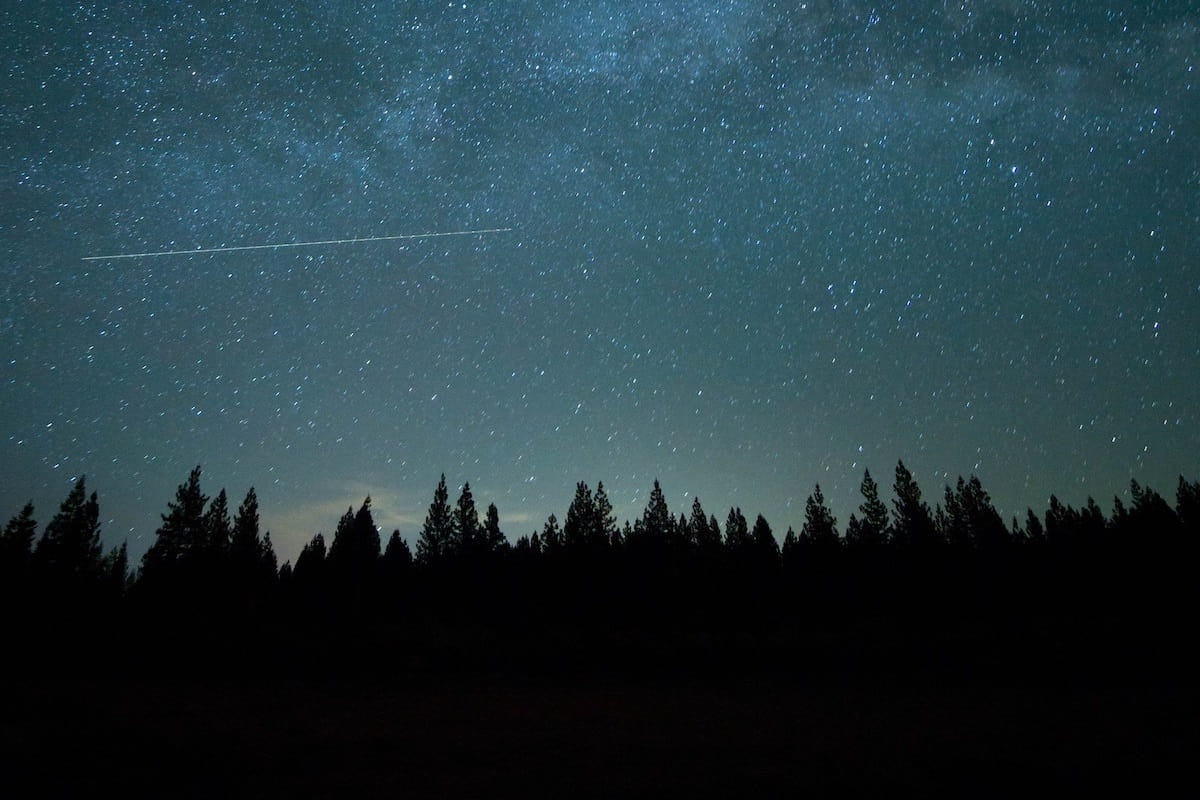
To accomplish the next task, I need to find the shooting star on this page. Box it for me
[82,227,514,261]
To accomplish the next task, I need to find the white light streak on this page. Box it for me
[82,227,514,261]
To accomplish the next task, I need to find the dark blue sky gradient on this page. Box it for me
[3,2,1197,563]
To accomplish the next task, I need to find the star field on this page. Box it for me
[3,2,1197,564]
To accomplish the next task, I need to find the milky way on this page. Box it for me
[3,2,1197,563]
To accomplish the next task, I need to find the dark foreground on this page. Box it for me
[5,670,1196,797]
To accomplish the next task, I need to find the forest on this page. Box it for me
[3,461,1198,680]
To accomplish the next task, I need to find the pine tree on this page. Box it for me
[563,481,596,551]
[592,482,617,549]
[453,483,481,556]
[800,484,840,553]
[959,475,1009,551]
[750,514,780,562]
[231,488,271,583]
[35,476,103,583]
[540,513,562,553]
[781,526,800,567]
[689,497,720,552]
[1023,508,1046,545]
[724,507,750,553]
[1127,480,1179,541]
[203,488,232,558]
[259,531,278,578]
[854,468,891,548]
[640,479,673,544]
[890,460,939,550]
[329,497,381,580]
[0,502,37,578]
[141,466,207,583]
[939,480,971,549]
[482,503,508,553]
[417,474,454,566]
[383,530,413,572]
[292,533,327,588]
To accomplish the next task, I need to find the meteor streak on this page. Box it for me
[82,227,514,261]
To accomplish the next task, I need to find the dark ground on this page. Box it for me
[4,672,1195,797]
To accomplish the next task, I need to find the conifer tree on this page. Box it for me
[292,533,327,590]
[563,481,596,551]
[846,468,891,549]
[231,488,273,583]
[0,502,37,578]
[141,466,207,583]
[800,484,840,552]
[750,514,780,562]
[540,513,562,553]
[640,479,673,543]
[328,497,381,579]
[35,476,103,583]
[724,507,750,553]
[781,526,800,567]
[1023,508,1046,545]
[383,530,413,572]
[453,483,481,556]
[890,460,939,549]
[417,474,454,565]
[482,503,508,553]
[592,482,617,548]
[203,488,232,557]
[689,497,720,552]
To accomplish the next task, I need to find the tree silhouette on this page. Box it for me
[230,488,275,589]
[34,476,103,584]
[328,497,381,577]
[689,497,720,554]
[540,513,562,553]
[141,466,207,585]
[750,513,781,564]
[890,461,939,550]
[417,475,454,566]
[293,533,327,583]
[0,501,37,583]
[452,482,481,556]
[563,481,596,552]
[939,476,1008,551]
[593,482,617,549]
[845,468,890,550]
[799,484,840,553]
[383,529,413,574]
[202,488,232,559]
[633,479,673,552]
[724,507,750,554]
[482,503,509,554]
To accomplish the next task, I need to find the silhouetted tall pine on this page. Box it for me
[890,461,939,550]
[34,476,103,586]
[452,483,481,557]
[799,484,840,554]
[141,466,207,587]
[0,501,37,588]
[845,468,890,550]
[416,474,453,566]
[481,503,508,554]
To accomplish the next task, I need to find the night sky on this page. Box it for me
[3,2,1197,565]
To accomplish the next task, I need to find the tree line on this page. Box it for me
[3,461,1198,676]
